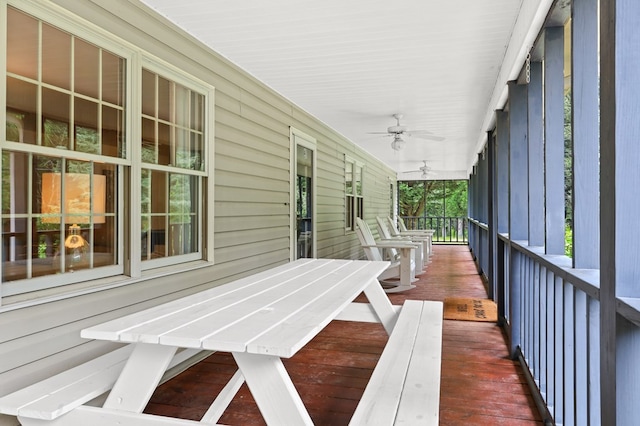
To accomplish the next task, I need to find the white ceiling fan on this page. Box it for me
[402,160,434,179]
[369,113,444,151]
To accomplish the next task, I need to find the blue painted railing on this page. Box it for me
[468,218,601,425]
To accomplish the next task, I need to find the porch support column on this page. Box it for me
[487,131,496,300]
[508,80,528,359]
[468,167,476,251]
[479,150,488,225]
[572,0,600,424]
[495,110,509,323]
[496,112,509,236]
[528,61,544,247]
[600,0,640,425]
[478,150,488,274]
[572,0,599,269]
[543,27,566,256]
[543,27,566,424]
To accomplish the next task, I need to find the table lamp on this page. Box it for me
[41,172,106,265]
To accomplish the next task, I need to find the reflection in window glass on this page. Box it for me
[102,51,125,107]
[141,170,198,261]
[43,118,70,150]
[141,69,205,171]
[75,98,99,154]
[6,78,37,144]
[5,7,126,158]
[42,23,71,90]
[1,150,117,282]
[345,157,364,231]
[74,39,100,99]
[3,7,124,287]
[102,105,124,157]
[7,7,38,79]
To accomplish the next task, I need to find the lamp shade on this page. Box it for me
[41,173,106,224]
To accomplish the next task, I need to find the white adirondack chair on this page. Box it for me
[394,216,435,259]
[386,216,433,262]
[376,216,426,273]
[355,217,417,293]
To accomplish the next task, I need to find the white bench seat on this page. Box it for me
[0,345,200,423]
[350,300,443,426]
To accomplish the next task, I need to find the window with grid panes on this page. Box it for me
[2,6,124,291]
[140,67,206,266]
[345,156,364,231]
[1,2,213,297]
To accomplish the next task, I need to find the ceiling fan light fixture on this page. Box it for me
[391,136,405,151]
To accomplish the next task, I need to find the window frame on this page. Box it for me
[1,0,215,300]
[1,1,134,296]
[135,58,214,273]
[345,155,364,232]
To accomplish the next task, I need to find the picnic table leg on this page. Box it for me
[233,352,313,426]
[362,277,399,335]
[103,343,177,413]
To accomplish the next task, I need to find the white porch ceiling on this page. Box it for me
[140,0,550,180]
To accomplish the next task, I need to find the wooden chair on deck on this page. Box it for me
[394,216,435,259]
[386,216,434,261]
[376,216,426,273]
[355,217,417,293]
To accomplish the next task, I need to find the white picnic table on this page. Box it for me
[80,258,396,425]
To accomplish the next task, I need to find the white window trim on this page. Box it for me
[289,127,316,261]
[344,155,364,233]
[134,56,215,274]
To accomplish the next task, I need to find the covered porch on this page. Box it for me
[2,0,640,424]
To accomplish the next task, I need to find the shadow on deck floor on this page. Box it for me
[145,245,543,425]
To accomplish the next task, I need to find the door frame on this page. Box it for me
[290,127,317,260]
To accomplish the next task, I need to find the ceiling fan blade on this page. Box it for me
[410,133,445,141]
[366,132,393,135]
[405,129,433,134]
[401,168,431,174]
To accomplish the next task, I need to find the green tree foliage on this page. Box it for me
[76,126,99,154]
[564,89,573,230]
[443,180,468,217]
[398,180,468,218]
[398,181,434,217]
[565,89,573,257]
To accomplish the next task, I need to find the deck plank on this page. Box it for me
[144,245,542,425]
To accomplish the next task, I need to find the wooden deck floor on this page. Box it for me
[145,245,543,425]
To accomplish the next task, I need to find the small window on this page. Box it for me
[345,156,364,231]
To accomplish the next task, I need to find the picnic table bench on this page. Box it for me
[0,258,443,425]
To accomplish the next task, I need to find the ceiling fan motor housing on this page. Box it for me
[387,125,407,133]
